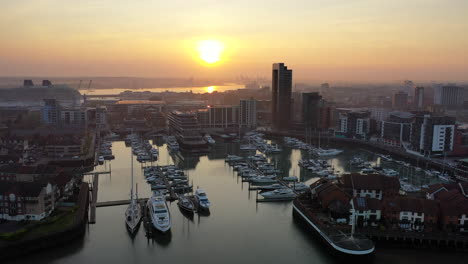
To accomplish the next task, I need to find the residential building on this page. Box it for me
[167,111,208,153]
[337,110,371,139]
[393,91,408,110]
[198,105,239,129]
[380,111,414,146]
[272,63,292,131]
[342,174,401,200]
[370,108,390,122]
[410,114,456,156]
[426,183,468,232]
[292,92,303,122]
[382,197,439,231]
[115,100,165,115]
[434,85,465,108]
[42,99,60,125]
[96,106,107,126]
[44,135,85,158]
[302,92,322,130]
[0,181,56,221]
[403,80,415,96]
[414,86,425,109]
[0,164,61,182]
[60,108,88,127]
[240,98,257,129]
[349,197,382,227]
[311,181,351,220]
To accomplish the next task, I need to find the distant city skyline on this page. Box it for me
[1,1,468,81]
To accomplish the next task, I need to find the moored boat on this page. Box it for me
[147,194,171,233]
[177,194,195,214]
[194,188,211,211]
[260,188,296,199]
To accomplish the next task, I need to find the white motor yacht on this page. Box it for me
[260,188,296,199]
[383,169,399,177]
[204,134,216,145]
[361,168,375,174]
[257,183,287,191]
[282,176,298,182]
[240,144,257,151]
[225,155,243,162]
[316,170,331,176]
[289,182,309,191]
[250,176,278,185]
[195,188,211,211]
[315,148,343,156]
[147,194,171,233]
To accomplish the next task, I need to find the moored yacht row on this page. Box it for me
[125,133,159,163]
[284,136,343,157]
[226,153,310,201]
[143,165,211,234]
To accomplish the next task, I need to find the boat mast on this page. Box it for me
[350,174,356,238]
[131,145,134,201]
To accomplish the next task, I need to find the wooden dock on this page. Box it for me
[89,173,99,224]
[96,198,149,207]
[86,171,111,224]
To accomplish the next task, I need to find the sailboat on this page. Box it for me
[125,149,142,234]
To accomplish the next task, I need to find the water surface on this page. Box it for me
[11,140,467,264]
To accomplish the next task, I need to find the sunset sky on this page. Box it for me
[1,0,468,82]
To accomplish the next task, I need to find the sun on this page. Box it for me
[197,40,224,64]
[206,86,216,93]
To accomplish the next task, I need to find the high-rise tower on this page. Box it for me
[272,63,292,130]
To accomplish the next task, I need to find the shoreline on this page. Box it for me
[0,183,89,261]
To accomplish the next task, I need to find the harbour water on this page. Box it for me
[11,140,468,264]
[78,84,242,95]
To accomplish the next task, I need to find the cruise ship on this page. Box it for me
[292,185,375,259]
[167,111,209,153]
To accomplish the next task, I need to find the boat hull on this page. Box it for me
[125,219,141,235]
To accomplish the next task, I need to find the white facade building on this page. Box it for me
[431,125,455,151]
[240,98,257,129]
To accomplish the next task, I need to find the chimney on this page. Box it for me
[24,80,34,87]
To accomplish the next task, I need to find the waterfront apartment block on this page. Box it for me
[0,181,56,221]
[240,98,257,129]
[380,111,414,147]
[337,110,371,139]
[197,105,239,129]
[410,114,456,156]
[167,111,208,152]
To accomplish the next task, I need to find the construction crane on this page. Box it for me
[87,80,94,92]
